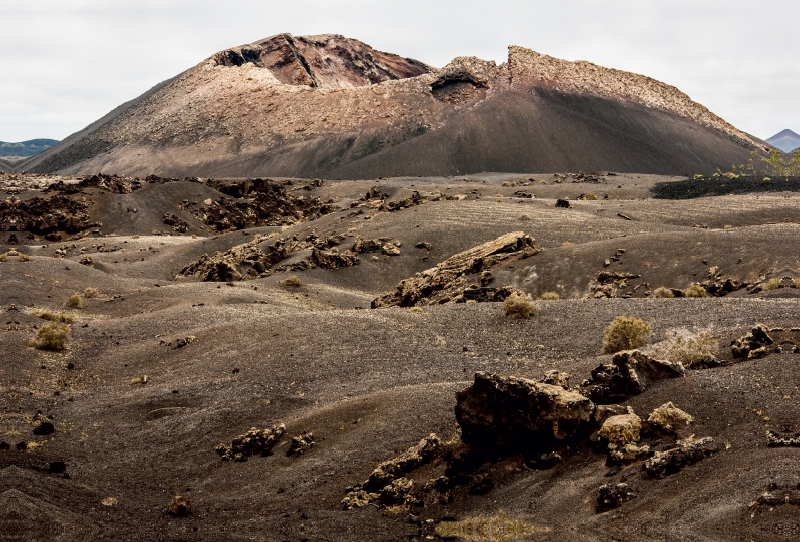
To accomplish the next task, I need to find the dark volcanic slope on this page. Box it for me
[22,36,768,178]
[3,172,800,541]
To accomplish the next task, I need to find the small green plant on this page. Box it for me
[503,292,538,319]
[681,284,708,298]
[281,276,302,287]
[603,316,652,354]
[66,294,84,309]
[763,278,781,290]
[652,287,674,298]
[37,312,76,324]
[537,292,560,300]
[28,322,70,351]
[83,287,98,298]
[436,510,541,540]
[649,329,717,368]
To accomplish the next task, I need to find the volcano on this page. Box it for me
[17,33,769,178]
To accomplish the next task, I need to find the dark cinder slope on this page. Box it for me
[21,35,769,178]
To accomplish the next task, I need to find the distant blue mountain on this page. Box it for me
[0,138,59,157]
[765,129,800,153]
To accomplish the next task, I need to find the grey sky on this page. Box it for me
[1,0,798,142]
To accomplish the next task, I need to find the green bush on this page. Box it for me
[281,276,302,287]
[652,287,674,298]
[682,284,707,298]
[28,322,70,351]
[503,292,538,319]
[603,316,652,354]
[763,278,781,291]
[83,287,99,298]
[38,312,75,324]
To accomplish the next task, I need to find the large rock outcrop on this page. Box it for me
[455,372,595,450]
[371,231,537,308]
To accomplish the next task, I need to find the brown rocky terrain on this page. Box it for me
[1,169,800,541]
[16,34,770,179]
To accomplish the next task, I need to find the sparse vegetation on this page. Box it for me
[652,287,674,298]
[603,316,652,354]
[537,292,560,300]
[66,294,84,309]
[436,510,542,540]
[0,253,7,262]
[131,375,150,385]
[83,287,98,298]
[281,275,302,287]
[18,253,30,262]
[37,311,75,324]
[561,241,574,247]
[763,278,781,290]
[578,193,598,200]
[681,284,708,298]
[648,329,717,367]
[28,322,70,351]
[503,292,538,319]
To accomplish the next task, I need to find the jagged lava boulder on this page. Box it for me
[456,372,595,450]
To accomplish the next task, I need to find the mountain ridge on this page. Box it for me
[766,128,800,153]
[0,138,58,157]
[18,34,769,177]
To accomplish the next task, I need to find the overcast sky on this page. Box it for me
[1,0,798,142]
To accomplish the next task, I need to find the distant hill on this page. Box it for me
[765,129,800,153]
[0,138,59,157]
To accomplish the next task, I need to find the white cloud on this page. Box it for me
[1,0,798,141]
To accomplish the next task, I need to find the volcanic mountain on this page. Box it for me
[20,33,768,178]
[766,128,800,153]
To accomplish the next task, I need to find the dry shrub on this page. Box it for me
[18,253,30,262]
[763,278,781,291]
[0,253,8,262]
[83,287,99,298]
[503,292,538,319]
[682,284,707,298]
[603,316,652,354]
[38,312,75,324]
[28,322,70,351]
[652,287,674,298]
[647,329,717,368]
[281,275,302,287]
[579,193,599,200]
[66,294,84,309]
[537,292,560,300]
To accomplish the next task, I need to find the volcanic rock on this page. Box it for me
[731,324,774,359]
[581,350,684,404]
[455,372,595,450]
[215,423,286,462]
[371,231,537,307]
[644,437,717,478]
